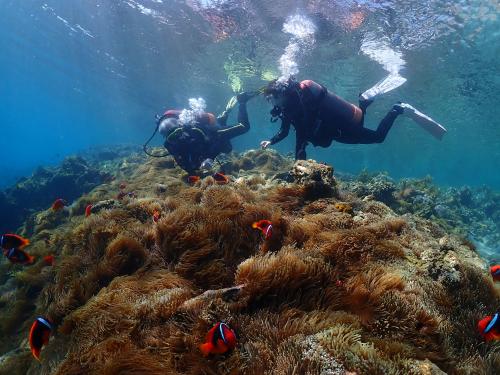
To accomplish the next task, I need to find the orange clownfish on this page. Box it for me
[1,233,30,250]
[213,172,229,185]
[29,317,53,360]
[199,322,237,357]
[490,265,500,282]
[85,204,93,217]
[252,220,273,240]
[153,209,161,223]
[3,247,35,265]
[478,313,500,342]
[51,198,67,211]
[187,176,200,184]
[43,255,55,266]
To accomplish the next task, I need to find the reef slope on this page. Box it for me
[0,149,499,375]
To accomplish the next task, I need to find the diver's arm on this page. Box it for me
[269,118,291,145]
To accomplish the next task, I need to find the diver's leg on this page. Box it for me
[216,101,250,140]
[358,94,374,114]
[217,96,238,126]
[365,105,402,143]
[237,101,250,132]
[218,91,258,125]
[339,105,402,144]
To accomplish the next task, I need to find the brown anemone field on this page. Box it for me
[0,150,499,375]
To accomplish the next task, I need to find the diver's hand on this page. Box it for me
[260,140,271,149]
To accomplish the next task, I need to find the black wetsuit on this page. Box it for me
[269,80,401,159]
[164,101,250,173]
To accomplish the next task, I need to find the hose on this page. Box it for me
[143,116,170,158]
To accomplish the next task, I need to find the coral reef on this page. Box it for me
[0,148,499,375]
[0,146,145,234]
[343,172,500,263]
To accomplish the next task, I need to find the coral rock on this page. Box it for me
[290,160,338,199]
[91,199,118,214]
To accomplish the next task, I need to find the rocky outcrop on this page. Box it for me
[290,159,338,198]
[0,157,107,233]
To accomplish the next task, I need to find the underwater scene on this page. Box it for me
[1,1,499,374]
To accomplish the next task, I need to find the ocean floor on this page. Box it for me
[0,147,499,374]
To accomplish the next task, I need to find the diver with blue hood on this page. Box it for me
[260,77,447,160]
[145,92,257,174]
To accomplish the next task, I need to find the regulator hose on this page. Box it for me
[143,115,170,158]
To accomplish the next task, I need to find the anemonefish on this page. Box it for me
[43,255,55,266]
[85,204,93,217]
[3,247,35,265]
[51,198,67,211]
[213,172,229,185]
[252,220,273,240]
[490,265,500,282]
[29,317,53,360]
[478,313,500,342]
[153,209,161,223]
[1,234,30,250]
[187,175,200,184]
[199,322,237,357]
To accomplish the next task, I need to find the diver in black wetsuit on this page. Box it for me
[260,78,407,160]
[158,92,256,173]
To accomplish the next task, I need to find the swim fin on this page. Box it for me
[361,74,407,101]
[399,103,447,140]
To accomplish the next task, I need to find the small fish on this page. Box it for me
[29,317,53,360]
[200,158,215,170]
[188,175,200,184]
[43,255,55,266]
[478,313,500,342]
[153,209,161,223]
[252,220,273,240]
[85,204,93,217]
[490,265,500,282]
[119,182,127,190]
[213,172,229,185]
[1,234,30,250]
[199,322,237,357]
[117,191,127,200]
[3,247,35,265]
[51,198,67,211]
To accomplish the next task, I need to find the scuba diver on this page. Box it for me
[260,78,447,160]
[155,92,257,174]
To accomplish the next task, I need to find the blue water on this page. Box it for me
[1,0,499,188]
